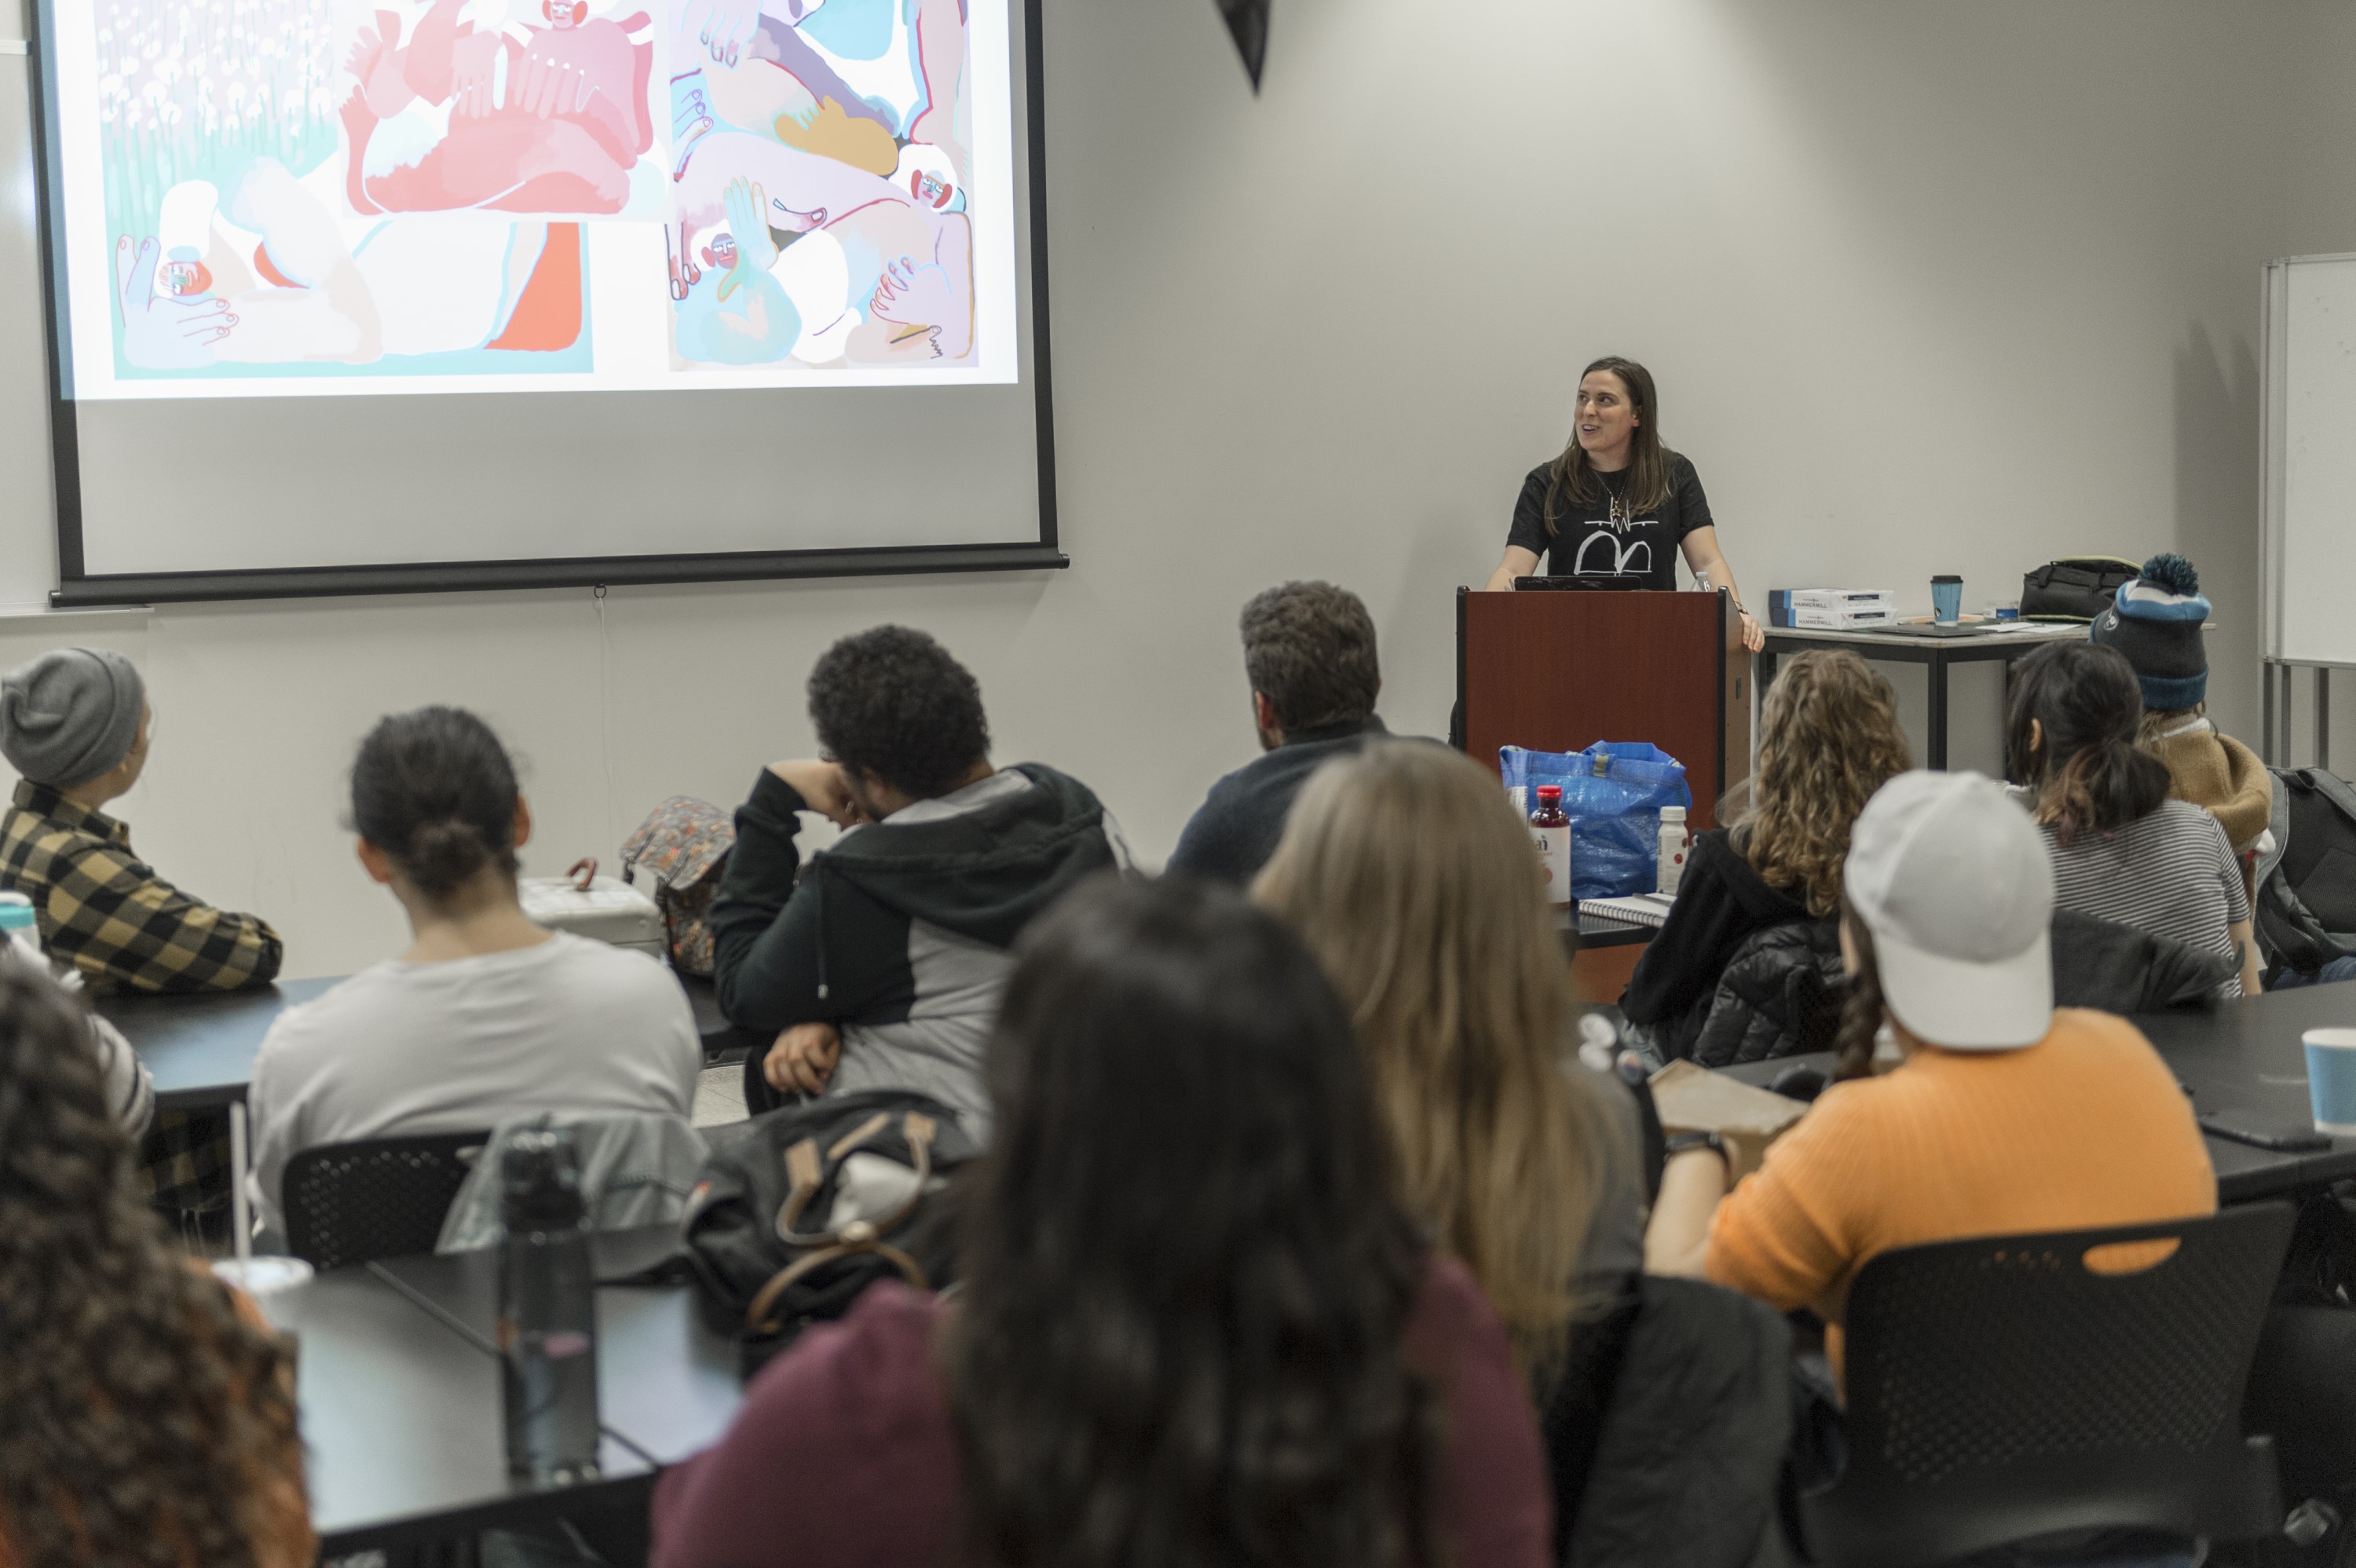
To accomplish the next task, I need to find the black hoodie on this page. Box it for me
[1619,828,1820,1062]
[711,762,1124,1139]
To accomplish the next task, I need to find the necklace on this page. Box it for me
[1600,470,1630,532]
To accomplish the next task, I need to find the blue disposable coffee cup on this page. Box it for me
[1931,575,1963,623]
[2302,1028,2356,1135]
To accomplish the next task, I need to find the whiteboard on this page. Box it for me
[2265,254,2356,666]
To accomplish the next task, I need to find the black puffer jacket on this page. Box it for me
[1546,1274,1796,1568]
[1675,908,2225,1070]
[1622,830,1813,1061]
[1691,917,1845,1068]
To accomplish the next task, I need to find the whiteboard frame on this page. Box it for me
[2259,253,2356,666]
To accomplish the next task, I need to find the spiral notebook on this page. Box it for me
[1578,893,1676,928]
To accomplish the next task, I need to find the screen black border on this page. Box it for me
[31,0,1063,606]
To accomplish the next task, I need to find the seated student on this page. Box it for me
[651,875,1552,1568]
[2009,641,2260,997]
[0,648,282,992]
[1255,742,1644,1340]
[1647,771,2216,1376]
[0,647,280,1218]
[1168,580,1389,883]
[2093,554,2271,852]
[1622,649,1912,1061]
[712,626,1123,1139]
[0,958,311,1568]
[247,707,698,1241]
[1257,746,1799,1562]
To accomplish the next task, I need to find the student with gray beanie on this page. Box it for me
[0,646,280,994]
[0,648,280,1219]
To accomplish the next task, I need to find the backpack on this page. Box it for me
[620,796,735,977]
[2256,768,2356,978]
[679,1090,977,1376]
[2019,556,2139,622]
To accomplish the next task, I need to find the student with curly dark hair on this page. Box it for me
[0,958,313,1568]
[712,626,1125,1137]
[654,876,1550,1568]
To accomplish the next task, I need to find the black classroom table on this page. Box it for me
[1717,985,2356,1203]
[100,976,339,1110]
[259,1226,734,1554]
[1758,622,2085,770]
[261,1252,656,1554]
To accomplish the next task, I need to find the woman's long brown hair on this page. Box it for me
[1743,650,1914,916]
[1256,743,1626,1383]
[0,962,308,1568]
[1542,356,1675,533]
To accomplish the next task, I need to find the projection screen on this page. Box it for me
[32,0,1059,603]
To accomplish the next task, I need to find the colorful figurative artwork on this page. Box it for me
[663,0,974,367]
[57,0,1006,394]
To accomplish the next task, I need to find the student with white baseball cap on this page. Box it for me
[1645,770,2215,1376]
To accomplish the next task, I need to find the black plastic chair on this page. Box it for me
[1802,1202,2296,1568]
[281,1130,490,1270]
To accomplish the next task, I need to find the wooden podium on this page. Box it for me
[1456,587,1751,831]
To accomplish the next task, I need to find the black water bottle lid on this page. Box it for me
[499,1127,587,1233]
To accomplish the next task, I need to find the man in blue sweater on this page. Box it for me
[1169,581,1391,884]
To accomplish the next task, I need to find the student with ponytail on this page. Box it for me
[2007,641,2259,997]
[247,706,699,1241]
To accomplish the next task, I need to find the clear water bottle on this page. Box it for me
[0,892,40,960]
[498,1128,601,1486]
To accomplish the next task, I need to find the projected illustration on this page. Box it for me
[53,0,1015,393]
[663,0,975,367]
[94,0,595,378]
[335,0,664,218]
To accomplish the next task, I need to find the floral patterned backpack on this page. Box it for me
[620,795,736,977]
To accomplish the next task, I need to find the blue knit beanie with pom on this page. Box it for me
[2090,554,2208,710]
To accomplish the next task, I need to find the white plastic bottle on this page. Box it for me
[1656,806,1689,897]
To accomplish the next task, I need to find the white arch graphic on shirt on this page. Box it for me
[1573,532,1653,577]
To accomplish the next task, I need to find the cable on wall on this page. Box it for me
[593,583,618,857]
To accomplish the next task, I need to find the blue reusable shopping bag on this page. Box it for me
[1499,742,1692,899]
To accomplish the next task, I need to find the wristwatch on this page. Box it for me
[1663,1130,1730,1169]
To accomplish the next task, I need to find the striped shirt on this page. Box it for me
[2040,799,2250,997]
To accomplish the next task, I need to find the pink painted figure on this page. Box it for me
[342,0,656,215]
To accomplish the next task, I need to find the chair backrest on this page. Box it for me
[1805,1202,2295,1568]
[282,1130,491,1270]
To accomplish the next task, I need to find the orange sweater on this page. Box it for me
[1706,1008,2215,1370]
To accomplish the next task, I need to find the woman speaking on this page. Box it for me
[1483,356,1765,653]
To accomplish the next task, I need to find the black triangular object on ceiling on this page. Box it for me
[1216,0,1268,91]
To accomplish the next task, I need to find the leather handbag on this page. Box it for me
[2020,556,2138,622]
[679,1090,977,1375]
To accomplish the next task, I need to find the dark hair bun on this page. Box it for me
[349,707,521,908]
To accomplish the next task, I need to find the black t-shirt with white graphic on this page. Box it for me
[1504,452,1715,591]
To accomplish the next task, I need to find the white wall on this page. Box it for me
[0,0,2303,978]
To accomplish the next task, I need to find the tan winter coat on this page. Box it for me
[2152,719,2270,851]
